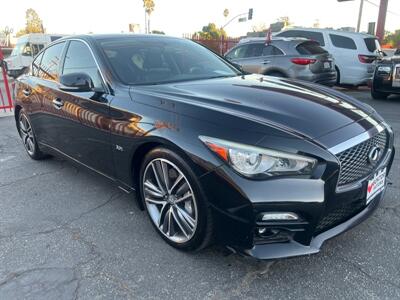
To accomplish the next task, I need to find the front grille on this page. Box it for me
[315,200,365,233]
[336,130,388,186]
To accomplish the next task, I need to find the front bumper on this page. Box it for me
[373,68,400,94]
[242,187,386,259]
[296,71,337,87]
[199,139,395,260]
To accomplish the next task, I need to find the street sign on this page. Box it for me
[238,17,247,23]
[368,22,376,35]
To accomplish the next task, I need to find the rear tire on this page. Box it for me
[266,71,286,78]
[139,147,214,251]
[17,109,48,160]
[335,66,341,85]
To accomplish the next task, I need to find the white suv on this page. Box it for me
[277,28,382,86]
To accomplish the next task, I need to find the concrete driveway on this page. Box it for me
[0,90,399,299]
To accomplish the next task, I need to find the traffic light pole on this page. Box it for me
[356,0,364,32]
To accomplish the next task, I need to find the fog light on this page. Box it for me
[261,212,299,221]
[258,227,267,234]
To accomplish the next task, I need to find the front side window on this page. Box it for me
[101,37,240,85]
[62,41,104,90]
[226,45,248,59]
[31,44,45,57]
[38,42,65,81]
[244,43,265,57]
[330,34,357,50]
[32,51,44,76]
[22,43,33,57]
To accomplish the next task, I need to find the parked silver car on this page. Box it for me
[225,37,337,86]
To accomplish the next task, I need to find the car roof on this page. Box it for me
[279,27,376,38]
[58,33,181,43]
[238,37,308,44]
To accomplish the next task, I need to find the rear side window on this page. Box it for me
[38,42,65,81]
[296,41,327,55]
[278,30,325,46]
[62,41,104,89]
[262,45,284,56]
[329,34,357,50]
[364,38,380,52]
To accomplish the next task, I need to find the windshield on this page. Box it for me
[11,43,26,56]
[100,37,240,85]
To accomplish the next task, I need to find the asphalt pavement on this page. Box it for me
[0,89,399,299]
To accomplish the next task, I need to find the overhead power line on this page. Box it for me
[364,0,400,17]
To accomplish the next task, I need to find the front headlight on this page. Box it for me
[377,66,392,73]
[199,136,317,178]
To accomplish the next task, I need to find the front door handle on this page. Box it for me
[52,98,64,110]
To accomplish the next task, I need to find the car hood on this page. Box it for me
[134,74,376,140]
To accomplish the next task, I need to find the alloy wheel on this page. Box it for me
[19,113,35,156]
[142,158,198,243]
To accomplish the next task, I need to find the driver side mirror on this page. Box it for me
[60,72,94,92]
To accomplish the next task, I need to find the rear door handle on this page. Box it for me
[52,98,64,110]
[263,60,271,65]
[22,89,31,97]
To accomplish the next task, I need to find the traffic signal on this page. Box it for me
[248,8,253,20]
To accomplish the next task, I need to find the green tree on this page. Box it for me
[143,0,155,33]
[383,30,400,48]
[196,23,227,39]
[16,8,45,37]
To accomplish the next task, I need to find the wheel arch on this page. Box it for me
[263,68,288,77]
[129,137,205,210]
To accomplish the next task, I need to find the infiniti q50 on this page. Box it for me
[14,35,395,259]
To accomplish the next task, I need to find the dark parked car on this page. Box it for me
[371,53,400,99]
[225,37,337,86]
[14,34,395,259]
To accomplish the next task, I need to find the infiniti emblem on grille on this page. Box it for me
[368,146,382,165]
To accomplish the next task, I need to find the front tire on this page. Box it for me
[371,86,389,100]
[17,109,48,160]
[139,147,213,251]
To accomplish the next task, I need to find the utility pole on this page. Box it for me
[356,0,364,32]
[376,0,389,42]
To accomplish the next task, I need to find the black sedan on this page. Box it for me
[371,54,400,99]
[14,34,395,259]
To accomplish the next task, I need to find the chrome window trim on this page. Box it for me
[63,38,110,94]
[328,123,385,155]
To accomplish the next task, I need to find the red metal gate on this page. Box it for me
[0,45,13,112]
